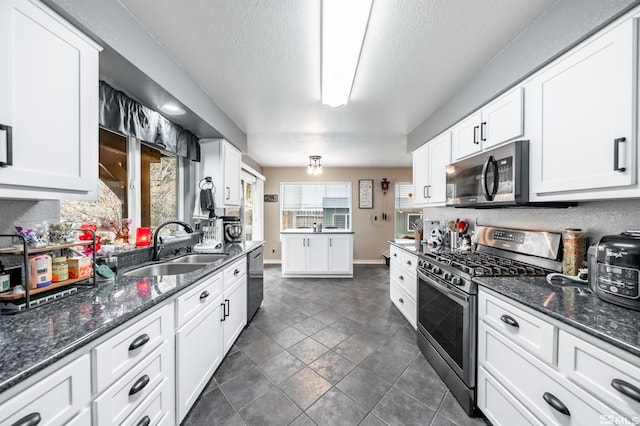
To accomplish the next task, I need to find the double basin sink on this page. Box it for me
[123,254,229,277]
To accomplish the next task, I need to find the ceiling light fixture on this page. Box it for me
[307,155,323,175]
[321,0,373,108]
[159,103,186,116]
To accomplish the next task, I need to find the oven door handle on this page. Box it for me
[419,271,468,303]
[481,155,499,201]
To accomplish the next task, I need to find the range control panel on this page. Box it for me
[597,263,640,299]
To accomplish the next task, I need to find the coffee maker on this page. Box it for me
[222,216,243,242]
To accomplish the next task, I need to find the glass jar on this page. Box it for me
[562,229,586,276]
[52,256,69,282]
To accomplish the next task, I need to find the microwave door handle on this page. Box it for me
[481,155,493,201]
[490,157,499,198]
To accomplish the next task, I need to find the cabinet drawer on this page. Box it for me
[175,272,222,328]
[223,257,246,289]
[479,322,616,425]
[401,251,418,272]
[93,304,173,394]
[390,281,416,328]
[477,366,543,426]
[66,408,91,426]
[390,264,416,300]
[94,342,172,425]
[558,330,640,417]
[478,290,557,364]
[0,355,90,426]
[122,377,173,426]
[389,245,402,264]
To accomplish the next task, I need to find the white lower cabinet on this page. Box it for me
[389,244,417,328]
[281,233,353,277]
[222,278,248,355]
[0,354,91,426]
[176,298,223,423]
[122,377,173,426]
[93,342,173,425]
[477,288,635,425]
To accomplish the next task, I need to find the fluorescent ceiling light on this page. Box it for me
[159,103,186,115]
[322,0,373,108]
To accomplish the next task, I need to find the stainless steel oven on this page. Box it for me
[417,265,477,415]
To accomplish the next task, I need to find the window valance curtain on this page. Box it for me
[98,81,200,161]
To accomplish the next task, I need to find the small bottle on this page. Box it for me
[562,229,586,276]
[52,256,68,282]
[313,222,317,232]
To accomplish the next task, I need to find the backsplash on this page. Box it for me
[0,200,59,246]
[422,198,640,245]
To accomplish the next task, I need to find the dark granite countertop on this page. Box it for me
[475,276,640,357]
[389,242,640,358]
[281,229,355,234]
[0,241,263,395]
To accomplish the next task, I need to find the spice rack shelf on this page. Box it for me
[0,277,91,301]
[0,231,97,312]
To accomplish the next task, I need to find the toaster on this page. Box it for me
[594,231,640,311]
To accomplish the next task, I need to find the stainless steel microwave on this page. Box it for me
[445,140,529,207]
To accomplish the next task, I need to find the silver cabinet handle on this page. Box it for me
[0,124,12,167]
[611,379,640,403]
[226,187,231,200]
[614,137,626,172]
[406,260,412,266]
[11,413,40,426]
[398,298,404,304]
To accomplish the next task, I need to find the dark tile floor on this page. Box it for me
[182,264,488,426]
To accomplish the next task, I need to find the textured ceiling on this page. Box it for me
[118,0,556,167]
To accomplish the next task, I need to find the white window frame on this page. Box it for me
[279,182,352,231]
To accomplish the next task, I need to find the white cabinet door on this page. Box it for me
[306,234,329,273]
[0,0,100,199]
[282,235,306,273]
[0,355,90,426]
[452,112,482,160]
[482,88,524,150]
[413,132,451,206]
[412,143,430,206]
[530,18,636,195]
[327,234,353,274]
[427,133,452,205]
[200,139,242,208]
[222,278,247,354]
[176,297,223,423]
[223,142,242,206]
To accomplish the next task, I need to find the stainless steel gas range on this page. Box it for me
[416,225,563,416]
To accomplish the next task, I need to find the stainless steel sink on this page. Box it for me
[166,254,229,264]
[123,263,206,277]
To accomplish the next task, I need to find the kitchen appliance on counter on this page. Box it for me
[416,225,562,415]
[594,231,640,311]
[221,216,243,242]
[446,140,529,207]
[247,245,263,322]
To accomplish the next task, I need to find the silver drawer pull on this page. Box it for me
[199,290,210,300]
[399,275,404,280]
[129,374,150,396]
[11,413,41,426]
[406,260,412,266]
[611,379,640,403]
[234,269,240,276]
[500,314,519,328]
[136,416,151,426]
[398,298,404,304]
[128,333,150,352]
[543,392,570,416]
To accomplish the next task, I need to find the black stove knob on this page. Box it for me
[444,273,452,281]
[432,266,441,275]
[451,277,462,286]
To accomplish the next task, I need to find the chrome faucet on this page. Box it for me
[152,221,194,261]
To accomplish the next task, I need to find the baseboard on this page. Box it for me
[264,259,282,265]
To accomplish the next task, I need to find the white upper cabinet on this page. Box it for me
[451,88,524,161]
[413,131,451,206]
[0,0,101,200]
[529,17,637,200]
[200,139,242,208]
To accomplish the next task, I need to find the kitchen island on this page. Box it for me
[281,230,354,278]
[0,240,263,425]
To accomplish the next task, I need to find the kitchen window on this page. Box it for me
[280,183,352,230]
[60,128,178,234]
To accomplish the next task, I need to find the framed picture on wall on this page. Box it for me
[359,179,373,209]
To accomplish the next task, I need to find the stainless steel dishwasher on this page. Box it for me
[247,245,263,323]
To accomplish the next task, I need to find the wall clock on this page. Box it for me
[359,179,373,209]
